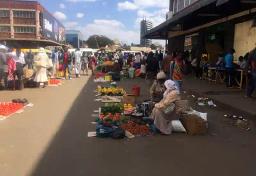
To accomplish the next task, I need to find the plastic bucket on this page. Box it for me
[128,68,135,79]
[132,85,141,97]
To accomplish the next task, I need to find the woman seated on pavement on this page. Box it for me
[150,80,181,135]
[150,71,167,103]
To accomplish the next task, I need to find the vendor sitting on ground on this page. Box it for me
[150,80,181,135]
[150,71,167,102]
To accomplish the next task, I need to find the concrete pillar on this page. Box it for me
[35,10,40,39]
[169,0,174,11]
[10,10,14,38]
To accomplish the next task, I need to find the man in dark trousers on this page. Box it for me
[0,45,8,89]
[63,47,72,80]
[246,47,256,98]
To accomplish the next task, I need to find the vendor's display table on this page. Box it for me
[208,67,247,89]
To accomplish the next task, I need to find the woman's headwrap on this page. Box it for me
[163,80,178,97]
[165,80,178,90]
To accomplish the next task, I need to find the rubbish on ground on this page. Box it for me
[208,100,217,107]
[26,103,34,107]
[198,102,206,106]
[191,95,196,98]
[125,130,135,139]
[224,114,251,131]
[91,114,99,117]
[235,119,250,130]
[171,120,186,133]
[88,132,97,137]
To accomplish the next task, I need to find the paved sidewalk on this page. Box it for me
[183,77,256,116]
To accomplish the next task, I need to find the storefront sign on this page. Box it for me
[42,11,65,42]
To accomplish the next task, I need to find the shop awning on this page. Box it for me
[1,38,63,48]
[216,0,230,6]
[144,0,217,39]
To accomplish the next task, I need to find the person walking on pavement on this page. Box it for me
[0,44,8,89]
[245,47,256,98]
[89,54,97,75]
[81,52,89,75]
[224,48,236,87]
[63,47,72,80]
[51,48,59,78]
[25,50,34,69]
[74,48,82,78]
[34,48,50,88]
[162,51,174,79]
[171,53,184,94]
[15,49,25,90]
[158,50,164,70]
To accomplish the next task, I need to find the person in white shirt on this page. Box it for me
[74,48,82,78]
[15,49,25,90]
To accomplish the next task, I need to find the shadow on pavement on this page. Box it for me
[30,78,256,176]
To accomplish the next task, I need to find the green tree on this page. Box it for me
[86,35,114,49]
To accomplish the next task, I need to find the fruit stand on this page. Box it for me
[90,82,154,139]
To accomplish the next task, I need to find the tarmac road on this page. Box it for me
[0,76,256,176]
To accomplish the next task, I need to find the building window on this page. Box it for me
[0,26,10,32]
[14,26,35,33]
[0,10,9,17]
[173,0,199,14]
[13,11,35,18]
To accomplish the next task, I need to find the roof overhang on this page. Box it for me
[0,38,63,48]
[145,0,256,39]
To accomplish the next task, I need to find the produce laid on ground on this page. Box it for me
[91,101,153,138]
[124,103,135,115]
[0,98,32,120]
[100,96,122,103]
[0,102,24,116]
[101,103,124,115]
[97,86,125,96]
[49,79,61,85]
[121,120,150,136]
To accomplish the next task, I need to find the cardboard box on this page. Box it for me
[123,94,136,106]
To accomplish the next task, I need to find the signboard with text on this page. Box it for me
[42,11,65,43]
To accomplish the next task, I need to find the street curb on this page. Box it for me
[186,89,256,117]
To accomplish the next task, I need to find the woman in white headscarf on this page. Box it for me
[34,48,50,87]
[150,80,181,135]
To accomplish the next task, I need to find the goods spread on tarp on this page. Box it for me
[89,81,210,139]
[0,98,33,120]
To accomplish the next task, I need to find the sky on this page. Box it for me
[37,0,169,44]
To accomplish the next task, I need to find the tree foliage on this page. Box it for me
[86,35,114,49]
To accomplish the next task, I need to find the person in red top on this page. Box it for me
[62,47,72,80]
[171,53,184,93]
[89,54,97,75]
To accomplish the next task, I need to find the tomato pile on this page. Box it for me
[49,79,61,85]
[0,102,24,116]
[121,121,150,136]
[99,113,122,121]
